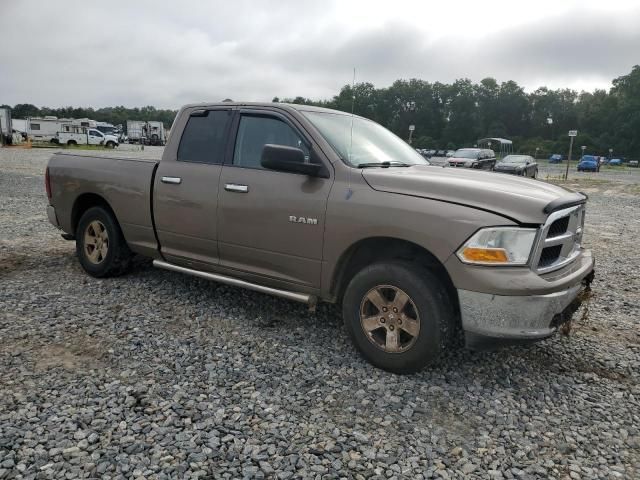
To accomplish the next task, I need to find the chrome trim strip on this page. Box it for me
[543,232,574,246]
[153,260,311,304]
[532,205,584,274]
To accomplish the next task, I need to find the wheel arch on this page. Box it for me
[330,237,459,318]
[71,193,119,236]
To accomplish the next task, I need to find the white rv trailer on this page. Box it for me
[27,117,97,142]
[27,117,71,142]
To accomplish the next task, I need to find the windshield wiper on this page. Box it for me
[356,161,412,168]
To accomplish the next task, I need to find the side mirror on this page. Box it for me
[261,144,327,177]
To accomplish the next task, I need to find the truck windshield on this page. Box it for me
[302,111,429,167]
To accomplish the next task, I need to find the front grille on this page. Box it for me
[533,205,585,273]
[547,216,570,238]
[538,245,562,268]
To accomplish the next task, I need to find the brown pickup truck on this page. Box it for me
[46,102,595,372]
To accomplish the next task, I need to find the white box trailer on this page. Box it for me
[0,108,11,145]
[11,118,28,134]
[126,120,166,145]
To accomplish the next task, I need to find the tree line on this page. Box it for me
[3,65,638,158]
[277,65,640,159]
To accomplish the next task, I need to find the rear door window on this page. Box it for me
[178,110,232,164]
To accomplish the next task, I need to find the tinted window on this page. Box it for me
[233,115,309,169]
[178,110,231,164]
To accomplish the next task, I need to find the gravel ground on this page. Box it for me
[1,146,639,479]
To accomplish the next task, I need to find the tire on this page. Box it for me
[342,261,455,373]
[532,168,538,179]
[105,141,116,149]
[76,206,132,278]
[67,140,77,146]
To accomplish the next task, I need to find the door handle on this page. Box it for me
[161,176,182,185]
[225,183,249,193]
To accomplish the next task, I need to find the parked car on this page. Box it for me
[608,158,622,166]
[45,102,594,373]
[445,150,455,157]
[493,155,538,178]
[629,160,638,168]
[549,154,563,163]
[448,148,496,170]
[57,129,119,148]
[577,156,599,172]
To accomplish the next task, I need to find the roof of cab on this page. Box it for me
[179,101,351,116]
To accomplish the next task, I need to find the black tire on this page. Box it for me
[76,206,132,278]
[105,141,116,149]
[342,261,455,373]
[67,140,77,146]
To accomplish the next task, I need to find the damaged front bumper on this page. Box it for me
[459,263,595,350]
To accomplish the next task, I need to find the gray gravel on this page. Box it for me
[1,147,639,479]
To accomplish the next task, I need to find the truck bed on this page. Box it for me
[47,153,160,257]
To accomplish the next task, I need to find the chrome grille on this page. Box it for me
[532,205,585,273]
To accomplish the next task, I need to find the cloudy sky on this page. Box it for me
[2,0,639,108]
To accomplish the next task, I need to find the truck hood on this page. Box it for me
[362,165,584,224]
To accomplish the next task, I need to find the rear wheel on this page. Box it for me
[342,261,455,373]
[67,140,77,146]
[76,206,132,277]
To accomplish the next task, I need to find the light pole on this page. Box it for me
[547,116,553,140]
[565,130,578,180]
[609,148,613,160]
[408,125,415,145]
[581,145,586,159]
[535,147,540,159]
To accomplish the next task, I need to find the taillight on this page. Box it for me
[45,167,52,200]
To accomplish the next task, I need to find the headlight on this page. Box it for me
[457,227,537,265]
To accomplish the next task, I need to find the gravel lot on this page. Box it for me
[1,147,639,479]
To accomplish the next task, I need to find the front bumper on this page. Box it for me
[459,260,595,350]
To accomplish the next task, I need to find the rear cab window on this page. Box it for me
[178,110,232,164]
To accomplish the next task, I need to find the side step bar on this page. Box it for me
[153,260,316,308]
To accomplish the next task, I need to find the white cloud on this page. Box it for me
[1,0,638,108]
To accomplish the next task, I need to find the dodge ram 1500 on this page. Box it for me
[46,102,595,372]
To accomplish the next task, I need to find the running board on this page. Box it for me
[153,260,315,307]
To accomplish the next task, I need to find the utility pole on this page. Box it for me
[565,130,577,180]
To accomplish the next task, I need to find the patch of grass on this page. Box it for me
[31,142,116,151]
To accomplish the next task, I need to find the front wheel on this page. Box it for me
[76,206,132,277]
[342,261,455,373]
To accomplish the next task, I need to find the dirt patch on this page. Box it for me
[33,334,106,372]
[0,253,29,276]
